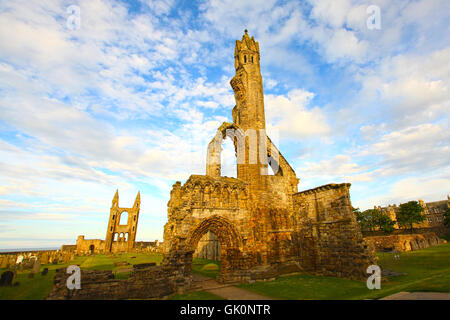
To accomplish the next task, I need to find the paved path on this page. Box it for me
[381,292,450,300]
[191,274,274,300]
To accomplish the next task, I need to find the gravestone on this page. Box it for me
[40,252,49,264]
[42,268,49,276]
[32,259,41,274]
[0,256,7,268]
[0,271,14,286]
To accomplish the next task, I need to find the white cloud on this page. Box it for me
[355,175,450,210]
[265,89,330,139]
[361,123,450,175]
[359,47,450,127]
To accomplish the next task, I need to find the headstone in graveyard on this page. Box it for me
[0,271,14,286]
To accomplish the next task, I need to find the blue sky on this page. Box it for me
[0,0,449,249]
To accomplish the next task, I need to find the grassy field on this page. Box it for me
[190,258,221,279]
[1,243,449,300]
[238,242,450,300]
[0,252,163,300]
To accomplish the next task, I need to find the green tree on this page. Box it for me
[397,201,425,233]
[355,208,377,232]
[444,207,450,227]
[355,207,396,233]
[375,212,396,233]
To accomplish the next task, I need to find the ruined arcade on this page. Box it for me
[163,31,375,283]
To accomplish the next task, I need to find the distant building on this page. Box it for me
[375,196,449,229]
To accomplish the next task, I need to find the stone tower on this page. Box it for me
[232,29,265,131]
[105,190,140,253]
[207,30,283,186]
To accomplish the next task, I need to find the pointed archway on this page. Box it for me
[165,215,245,283]
[186,215,243,276]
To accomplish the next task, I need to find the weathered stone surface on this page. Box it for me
[195,231,221,261]
[46,265,192,300]
[32,259,41,274]
[364,232,446,252]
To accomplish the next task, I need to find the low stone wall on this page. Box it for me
[218,261,303,283]
[46,265,192,300]
[364,232,446,252]
[363,226,450,238]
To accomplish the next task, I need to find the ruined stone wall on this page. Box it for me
[76,236,105,254]
[47,264,191,300]
[364,232,446,252]
[194,231,221,261]
[293,184,376,280]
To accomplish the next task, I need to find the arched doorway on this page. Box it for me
[192,230,222,279]
[184,215,243,281]
[89,244,95,254]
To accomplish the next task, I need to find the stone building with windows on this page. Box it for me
[375,196,449,229]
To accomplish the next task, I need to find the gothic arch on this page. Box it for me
[185,215,244,274]
[186,215,242,251]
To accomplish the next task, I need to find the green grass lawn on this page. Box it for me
[190,258,221,279]
[2,243,449,300]
[238,242,450,300]
[0,252,163,300]
[169,290,224,300]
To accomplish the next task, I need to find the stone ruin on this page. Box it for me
[74,191,163,255]
[45,31,377,300]
[364,232,446,252]
[47,258,192,300]
[162,31,376,283]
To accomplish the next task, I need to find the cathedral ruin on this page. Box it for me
[162,31,375,283]
[76,190,154,254]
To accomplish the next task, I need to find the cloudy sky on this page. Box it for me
[0,0,449,249]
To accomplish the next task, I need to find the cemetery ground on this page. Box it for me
[173,241,450,300]
[1,242,450,300]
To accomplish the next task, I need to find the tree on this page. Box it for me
[396,201,425,233]
[376,212,396,233]
[444,207,450,227]
[355,208,376,232]
[355,208,396,233]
